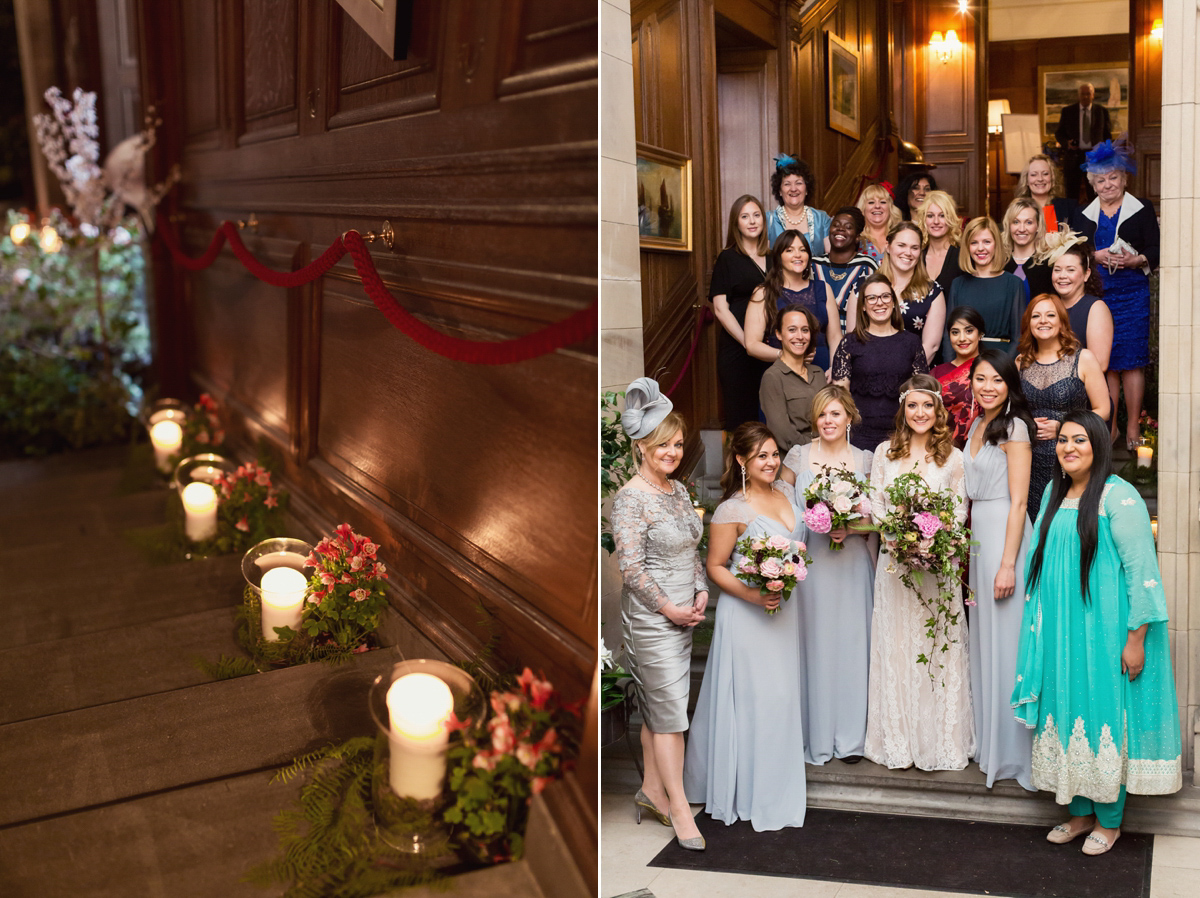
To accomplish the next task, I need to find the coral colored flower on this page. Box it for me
[473,751,497,771]
[235,516,249,532]
[363,541,378,559]
[490,715,515,753]
[196,431,210,444]
[516,741,539,769]
[264,495,278,508]
[532,776,551,795]
[351,588,369,602]
[446,711,472,734]
[518,668,555,710]
[782,561,795,577]
[349,555,364,571]
[765,579,784,592]
[255,470,271,487]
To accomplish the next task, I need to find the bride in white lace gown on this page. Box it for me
[864,374,975,770]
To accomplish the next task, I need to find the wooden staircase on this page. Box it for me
[0,445,580,897]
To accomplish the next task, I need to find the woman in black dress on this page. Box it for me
[831,272,929,451]
[710,194,770,430]
[916,190,964,297]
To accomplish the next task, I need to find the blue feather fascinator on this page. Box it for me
[1082,139,1137,174]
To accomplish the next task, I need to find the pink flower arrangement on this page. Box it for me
[300,523,388,648]
[801,463,873,551]
[913,511,943,540]
[732,531,812,615]
[209,460,287,551]
[445,667,582,863]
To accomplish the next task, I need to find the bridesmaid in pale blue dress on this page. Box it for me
[781,385,876,764]
[684,422,808,831]
[963,350,1035,790]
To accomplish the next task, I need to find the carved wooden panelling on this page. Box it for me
[328,1,440,127]
[180,1,221,149]
[241,0,298,141]
[496,0,598,98]
[315,283,595,647]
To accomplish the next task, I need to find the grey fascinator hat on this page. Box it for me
[622,377,673,440]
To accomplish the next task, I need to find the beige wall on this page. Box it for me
[1157,0,1199,778]
[601,0,642,657]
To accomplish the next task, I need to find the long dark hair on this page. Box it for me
[719,422,777,500]
[1025,410,1113,603]
[896,169,938,219]
[763,230,814,302]
[969,350,1035,447]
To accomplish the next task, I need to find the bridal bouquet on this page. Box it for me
[801,464,872,551]
[732,533,811,615]
[877,472,973,677]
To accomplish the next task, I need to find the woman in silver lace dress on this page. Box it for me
[1015,295,1109,519]
[610,378,708,850]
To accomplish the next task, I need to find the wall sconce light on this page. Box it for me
[930,30,960,65]
[1151,18,1163,40]
[957,1,969,13]
[987,99,1011,135]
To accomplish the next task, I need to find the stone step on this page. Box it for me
[0,605,249,725]
[0,648,396,827]
[603,719,1200,837]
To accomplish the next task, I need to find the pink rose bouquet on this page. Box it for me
[801,463,873,551]
[876,471,974,678]
[732,531,812,615]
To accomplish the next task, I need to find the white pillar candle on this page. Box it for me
[180,481,218,542]
[386,672,454,800]
[150,420,183,473]
[255,551,310,573]
[1136,445,1153,468]
[260,566,307,641]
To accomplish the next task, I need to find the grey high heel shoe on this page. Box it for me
[675,833,706,851]
[633,789,671,827]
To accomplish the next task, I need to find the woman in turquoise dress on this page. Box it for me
[684,422,809,831]
[780,385,876,764]
[1013,410,1182,855]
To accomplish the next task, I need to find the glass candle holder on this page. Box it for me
[172,454,237,543]
[142,399,189,473]
[367,659,485,853]
[241,538,314,641]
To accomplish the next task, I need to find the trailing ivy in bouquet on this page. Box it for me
[301,524,389,650]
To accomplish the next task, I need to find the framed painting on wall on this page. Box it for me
[826,32,860,140]
[636,143,692,252]
[1038,62,1128,145]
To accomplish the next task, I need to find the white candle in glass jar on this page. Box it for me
[1136,445,1153,468]
[386,673,454,800]
[150,420,183,473]
[259,566,307,641]
[180,481,218,541]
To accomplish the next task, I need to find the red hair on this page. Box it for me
[1016,293,1081,367]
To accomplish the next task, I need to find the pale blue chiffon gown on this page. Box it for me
[684,483,808,831]
[784,443,876,764]
[963,416,1034,789]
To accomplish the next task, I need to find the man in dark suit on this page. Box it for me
[1055,83,1112,204]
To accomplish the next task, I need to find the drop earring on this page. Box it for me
[741,463,747,496]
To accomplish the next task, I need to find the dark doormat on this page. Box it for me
[647,809,1153,898]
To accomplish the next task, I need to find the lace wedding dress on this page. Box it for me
[863,445,976,770]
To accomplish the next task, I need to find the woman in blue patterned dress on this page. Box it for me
[766,154,831,253]
[1068,141,1158,449]
[1014,410,1181,855]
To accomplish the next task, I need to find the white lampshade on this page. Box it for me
[988,99,1012,135]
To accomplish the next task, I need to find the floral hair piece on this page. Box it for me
[1037,228,1090,267]
[1082,139,1137,174]
[774,153,798,170]
[898,385,943,406]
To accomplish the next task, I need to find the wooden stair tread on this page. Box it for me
[0,606,251,725]
[3,555,245,649]
[0,649,396,826]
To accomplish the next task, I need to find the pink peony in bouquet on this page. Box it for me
[732,531,812,615]
[801,463,872,551]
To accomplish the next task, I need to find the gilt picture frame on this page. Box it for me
[826,32,860,140]
[636,143,692,253]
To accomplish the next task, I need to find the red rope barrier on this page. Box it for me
[156,215,596,364]
[665,306,712,398]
